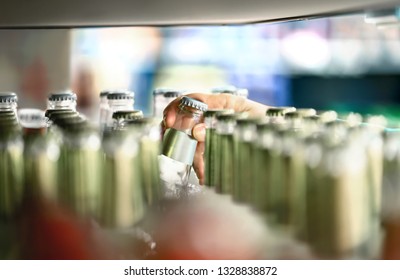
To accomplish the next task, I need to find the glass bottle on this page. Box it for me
[99,90,110,131]
[235,88,249,99]
[125,118,162,207]
[100,128,144,228]
[46,91,77,111]
[45,91,77,126]
[58,121,102,218]
[152,88,182,119]
[233,117,258,204]
[215,113,237,195]
[0,113,23,221]
[253,121,275,218]
[21,111,59,202]
[304,121,370,259]
[112,110,144,130]
[203,109,233,188]
[0,111,22,259]
[159,96,207,198]
[0,92,18,115]
[266,107,296,124]
[105,91,135,129]
[210,85,237,95]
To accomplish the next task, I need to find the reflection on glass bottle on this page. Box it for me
[159,96,207,198]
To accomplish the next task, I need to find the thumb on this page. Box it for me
[192,123,206,142]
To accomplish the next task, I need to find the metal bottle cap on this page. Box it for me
[0,92,18,103]
[107,91,134,100]
[204,109,235,118]
[48,91,77,101]
[266,107,296,117]
[112,110,144,120]
[99,90,111,97]
[285,108,317,119]
[180,96,208,112]
[211,85,237,94]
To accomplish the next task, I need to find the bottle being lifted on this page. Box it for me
[158,96,207,198]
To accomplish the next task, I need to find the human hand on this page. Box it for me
[161,93,270,185]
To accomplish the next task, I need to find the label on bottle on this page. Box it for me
[162,128,197,165]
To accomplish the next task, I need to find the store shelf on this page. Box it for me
[1,0,400,28]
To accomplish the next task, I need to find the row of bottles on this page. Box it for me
[203,105,400,259]
[2,87,400,260]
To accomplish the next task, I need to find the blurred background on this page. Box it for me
[2,13,400,118]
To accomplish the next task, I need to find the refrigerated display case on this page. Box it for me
[2,0,400,260]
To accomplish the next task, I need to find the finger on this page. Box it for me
[192,123,206,142]
[193,141,205,185]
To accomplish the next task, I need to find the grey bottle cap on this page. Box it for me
[112,110,144,120]
[180,96,208,112]
[285,109,316,119]
[0,92,18,103]
[216,113,237,121]
[107,91,134,100]
[48,92,77,101]
[211,85,237,94]
[152,88,182,98]
[99,90,111,97]
[266,107,296,117]
[204,109,234,118]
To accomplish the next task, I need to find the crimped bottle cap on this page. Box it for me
[106,90,134,100]
[112,110,144,120]
[0,92,18,103]
[48,91,77,101]
[179,96,208,112]
[266,107,296,116]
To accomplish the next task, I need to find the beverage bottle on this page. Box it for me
[99,90,110,131]
[159,96,207,198]
[152,88,182,119]
[46,91,77,111]
[105,91,135,129]
[203,109,233,188]
[112,110,144,130]
[0,108,22,259]
[45,91,77,126]
[211,85,237,95]
[100,128,144,228]
[20,109,59,202]
[58,121,102,218]
[215,113,237,195]
[233,117,258,204]
[304,120,370,259]
[0,92,18,115]
[0,111,23,221]
[124,118,161,207]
